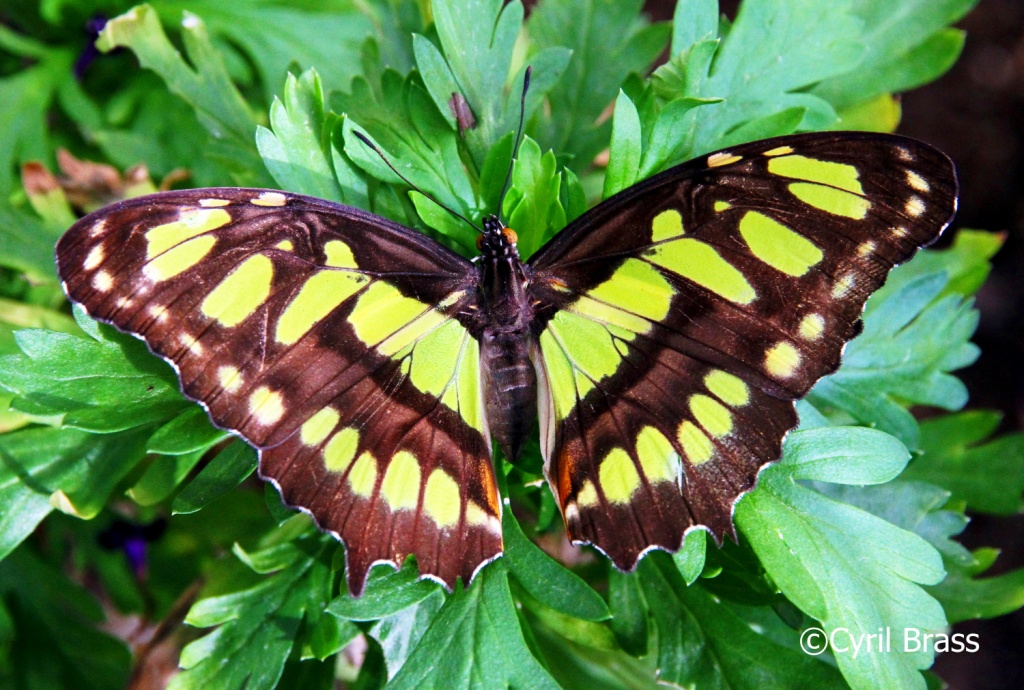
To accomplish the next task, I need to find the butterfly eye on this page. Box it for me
[502,228,518,244]
[476,234,485,250]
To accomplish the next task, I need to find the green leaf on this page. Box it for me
[172,439,256,514]
[0,547,131,689]
[147,405,229,455]
[671,0,719,54]
[129,447,206,507]
[335,71,475,239]
[97,5,271,186]
[902,411,1024,515]
[0,323,187,432]
[603,90,642,198]
[681,0,864,156]
[0,202,62,281]
[257,69,346,203]
[673,528,707,584]
[504,508,610,622]
[529,0,670,171]
[172,537,333,690]
[368,589,446,681]
[638,553,845,688]
[811,0,976,109]
[928,558,1024,624]
[809,265,980,449]
[607,569,649,656]
[0,427,112,559]
[739,427,947,690]
[154,0,374,100]
[386,561,560,689]
[328,560,442,621]
[504,136,567,257]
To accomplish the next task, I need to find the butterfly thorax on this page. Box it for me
[475,215,537,461]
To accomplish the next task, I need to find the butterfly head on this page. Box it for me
[476,214,519,259]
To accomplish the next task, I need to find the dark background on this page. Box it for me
[640,0,1024,686]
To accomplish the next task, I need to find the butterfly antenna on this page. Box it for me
[352,131,481,232]
[497,65,532,215]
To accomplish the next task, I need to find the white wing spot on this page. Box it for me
[199,198,231,207]
[178,333,204,356]
[92,270,113,292]
[832,273,855,298]
[905,196,925,217]
[857,240,877,257]
[218,366,244,393]
[251,191,288,207]
[905,170,929,192]
[88,219,108,238]
[147,304,169,323]
[84,245,105,270]
[896,147,914,162]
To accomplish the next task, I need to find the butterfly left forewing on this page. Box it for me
[57,189,501,594]
[528,132,957,568]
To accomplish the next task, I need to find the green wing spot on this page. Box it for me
[645,238,756,304]
[324,240,358,268]
[349,282,434,347]
[739,211,823,277]
[381,451,421,510]
[542,310,626,415]
[276,271,367,344]
[767,154,864,194]
[689,395,733,438]
[407,319,466,396]
[201,254,274,326]
[144,236,216,281]
[347,452,378,497]
[145,208,230,258]
[635,426,679,484]
[439,335,485,432]
[651,209,684,242]
[574,258,674,334]
[301,407,340,446]
[789,182,870,219]
[704,370,749,406]
[324,427,360,473]
[599,448,641,503]
[423,469,461,528]
[678,421,714,465]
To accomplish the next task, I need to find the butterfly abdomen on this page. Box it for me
[481,330,537,461]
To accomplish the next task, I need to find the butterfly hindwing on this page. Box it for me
[528,132,957,567]
[56,189,501,594]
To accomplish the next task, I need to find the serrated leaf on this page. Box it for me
[153,0,374,100]
[328,560,442,621]
[809,265,980,449]
[505,509,610,622]
[0,325,187,432]
[811,0,976,109]
[902,411,1024,515]
[173,538,332,690]
[504,136,567,257]
[369,589,446,680]
[386,561,559,690]
[638,553,845,688]
[529,0,670,171]
[673,528,707,584]
[172,439,256,514]
[257,69,346,203]
[738,427,947,690]
[97,5,271,185]
[147,405,228,455]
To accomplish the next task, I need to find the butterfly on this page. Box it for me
[55,131,957,595]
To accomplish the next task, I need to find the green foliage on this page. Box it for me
[0,1,1018,689]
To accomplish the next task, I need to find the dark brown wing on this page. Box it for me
[527,132,957,568]
[57,188,500,595]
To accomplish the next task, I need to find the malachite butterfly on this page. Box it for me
[56,131,957,595]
